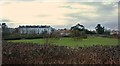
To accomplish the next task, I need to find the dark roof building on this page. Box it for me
[18,25,54,34]
[19,25,51,28]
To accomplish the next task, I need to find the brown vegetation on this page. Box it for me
[2,41,120,64]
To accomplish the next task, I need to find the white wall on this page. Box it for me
[19,27,52,34]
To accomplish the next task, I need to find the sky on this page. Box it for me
[0,0,119,30]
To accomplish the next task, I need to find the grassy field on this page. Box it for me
[8,37,119,47]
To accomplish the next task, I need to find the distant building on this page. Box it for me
[110,30,120,35]
[58,29,71,36]
[18,25,54,34]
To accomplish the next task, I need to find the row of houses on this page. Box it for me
[18,25,54,34]
[1,23,55,35]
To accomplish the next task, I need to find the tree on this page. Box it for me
[95,24,104,34]
[84,29,96,34]
[70,24,87,40]
[41,31,50,44]
[2,23,11,38]
[71,24,85,31]
[104,29,110,35]
[85,29,92,34]
[49,30,61,43]
[41,30,61,44]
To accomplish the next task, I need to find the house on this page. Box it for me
[58,29,71,36]
[110,30,120,35]
[18,25,54,34]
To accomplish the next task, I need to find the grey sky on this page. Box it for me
[0,1,118,30]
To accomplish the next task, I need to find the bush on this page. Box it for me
[83,35,87,39]
[70,30,87,41]
[2,41,120,64]
[3,33,44,40]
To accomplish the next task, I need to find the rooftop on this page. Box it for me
[19,25,51,28]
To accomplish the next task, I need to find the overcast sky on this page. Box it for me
[0,0,118,30]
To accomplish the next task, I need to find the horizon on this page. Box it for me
[1,23,119,31]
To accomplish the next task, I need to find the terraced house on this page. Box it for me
[18,25,54,34]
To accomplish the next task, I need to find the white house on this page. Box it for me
[18,25,54,34]
[110,30,120,35]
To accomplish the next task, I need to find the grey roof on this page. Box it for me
[19,25,51,28]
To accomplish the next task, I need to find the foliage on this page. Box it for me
[84,29,96,34]
[71,24,85,31]
[104,29,111,35]
[2,41,120,64]
[95,24,104,34]
[2,23,9,37]
[70,30,85,40]
[70,24,87,40]
[41,30,61,44]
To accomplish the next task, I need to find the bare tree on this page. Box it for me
[41,30,61,45]
[49,31,61,44]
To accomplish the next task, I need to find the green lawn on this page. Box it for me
[8,37,119,47]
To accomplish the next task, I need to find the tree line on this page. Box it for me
[2,23,111,41]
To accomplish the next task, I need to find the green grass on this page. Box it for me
[8,37,119,47]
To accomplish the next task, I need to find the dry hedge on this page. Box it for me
[2,41,120,64]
